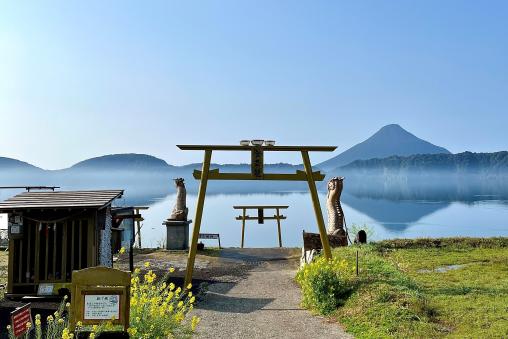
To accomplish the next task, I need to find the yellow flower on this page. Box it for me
[25,322,31,329]
[190,296,196,304]
[169,267,175,273]
[35,314,41,320]
[77,321,82,327]
[178,301,184,308]
[66,302,71,308]
[58,318,64,324]
[92,325,98,332]
[119,247,126,254]
[127,327,138,335]
[89,333,95,339]
[6,325,10,330]
[47,315,54,323]
[187,283,192,289]
[191,315,200,331]
[134,268,141,274]
[144,261,150,268]
[35,319,41,326]
[169,283,175,291]
[188,291,193,297]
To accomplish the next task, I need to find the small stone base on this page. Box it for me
[163,220,192,250]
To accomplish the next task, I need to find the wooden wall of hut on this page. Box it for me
[8,210,97,295]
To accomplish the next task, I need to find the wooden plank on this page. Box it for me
[276,208,282,248]
[88,218,94,267]
[7,237,14,293]
[233,205,289,209]
[26,223,31,283]
[178,145,336,152]
[0,190,124,210]
[45,224,49,281]
[185,150,212,287]
[53,223,57,279]
[193,170,325,181]
[302,151,332,260]
[34,223,40,284]
[62,221,67,282]
[235,216,286,220]
[302,231,347,250]
[241,208,246,248]
[18,239,23,284]
[71,220,75,271]
[78,220,83,269]
[251,146,264,179]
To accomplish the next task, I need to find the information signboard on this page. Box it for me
[10,303,32,337]
[84,294,121,320]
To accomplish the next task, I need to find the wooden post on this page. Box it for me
[276,208,282,247]
[301,151,332,260]
[135,208,142,248]
[241,208,246,248]
[185,150,212,286]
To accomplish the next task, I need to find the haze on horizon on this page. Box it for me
[1,1,507,170]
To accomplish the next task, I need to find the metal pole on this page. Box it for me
[301,151,332,260]
[276,208,282,248]
[241,208,246,248]
[185,150,212,286]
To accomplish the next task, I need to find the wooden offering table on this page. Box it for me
[234,205,288,248]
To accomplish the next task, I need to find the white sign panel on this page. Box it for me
[84,294,120,320]
[37,283,54,296]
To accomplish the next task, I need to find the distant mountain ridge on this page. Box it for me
[0,153,301,173]
[317,124,450,171]
[0,157,43,172]
[340,151,508,174]
[71,153,174,171]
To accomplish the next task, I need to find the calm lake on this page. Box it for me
[138,191,508,248]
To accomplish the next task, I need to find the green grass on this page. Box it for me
[316,239,508,338]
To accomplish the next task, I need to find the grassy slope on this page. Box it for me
[330,239,508,338]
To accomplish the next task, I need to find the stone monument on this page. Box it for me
[164,178,192,250]
[326,176,348,245]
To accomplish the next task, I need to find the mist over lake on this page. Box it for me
[2,171,507,248]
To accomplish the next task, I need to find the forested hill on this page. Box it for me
[338,151,508,174]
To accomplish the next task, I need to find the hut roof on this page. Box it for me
[0,190,124,210]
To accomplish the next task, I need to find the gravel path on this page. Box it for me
[192,249,352,339]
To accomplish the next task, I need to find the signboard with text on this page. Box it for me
[10,303,32,337]
[84,294,121,320]
[70,267,130,331]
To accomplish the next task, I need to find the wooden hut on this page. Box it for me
[0,190,124,299]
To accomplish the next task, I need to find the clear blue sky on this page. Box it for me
[1,1,507,169]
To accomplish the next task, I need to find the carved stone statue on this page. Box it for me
[168,178,188,221]
[327,176,347,240]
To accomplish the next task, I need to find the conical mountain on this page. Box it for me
[317,124,450,171]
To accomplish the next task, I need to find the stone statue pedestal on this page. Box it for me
[163,220,192,250]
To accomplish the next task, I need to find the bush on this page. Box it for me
[296,256,355,315]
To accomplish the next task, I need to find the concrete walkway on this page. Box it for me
[193,249,352,339]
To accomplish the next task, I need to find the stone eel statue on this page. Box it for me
[168,178,188,221]
[326,176,347,243]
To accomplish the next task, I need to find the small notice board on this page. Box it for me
[70,267,130,331]
[10,303,32,337]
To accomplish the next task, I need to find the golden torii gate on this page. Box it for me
[178,144,336,285]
